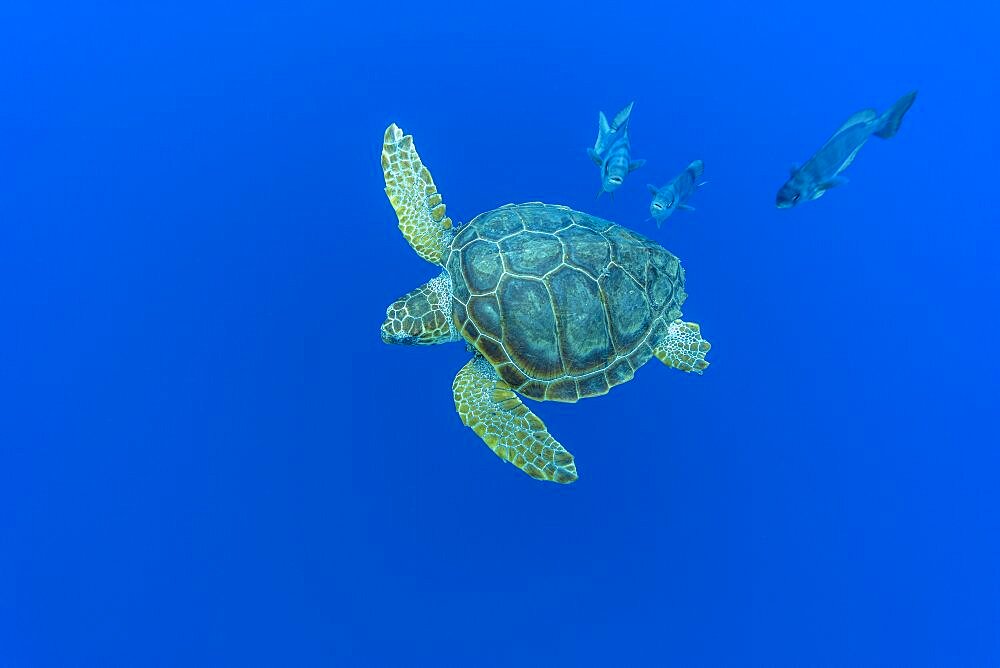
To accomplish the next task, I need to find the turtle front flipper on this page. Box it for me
[453,357,578,484]
[382,124,454,265]
[653,319,711,374]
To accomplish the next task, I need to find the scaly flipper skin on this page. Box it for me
[653,320,711,374]
[453,356,578,484]
[381,273,460,345]
[381,123,453,265]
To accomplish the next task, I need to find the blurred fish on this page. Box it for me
[776,91,917,208]
[587,102,645,197]
[647,159,705,227]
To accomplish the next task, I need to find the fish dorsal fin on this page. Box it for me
[837,108,878,133]
[647,183,659,195]
[598,111,611,136]
[594,112,611,153]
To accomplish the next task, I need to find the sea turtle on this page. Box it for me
[379,124,711,484]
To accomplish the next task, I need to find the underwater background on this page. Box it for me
[3,0,999,665]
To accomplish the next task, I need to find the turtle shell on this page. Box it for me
[445,203,686,402]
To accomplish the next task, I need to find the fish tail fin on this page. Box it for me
[873,90,917,139]
[610,101,635,133]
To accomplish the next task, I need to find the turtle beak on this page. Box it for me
[380,317,407,344]
[380,310,417,345]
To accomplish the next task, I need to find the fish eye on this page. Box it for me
[792,194,800,202]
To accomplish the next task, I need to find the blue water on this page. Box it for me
[4,2,999,665]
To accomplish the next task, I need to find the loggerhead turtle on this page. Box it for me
[379,124,711,484]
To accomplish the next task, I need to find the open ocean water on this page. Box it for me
[3,1,999,665]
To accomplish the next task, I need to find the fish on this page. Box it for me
[776,90,918,208]
[587,101,645,197]
[647,159,705,227]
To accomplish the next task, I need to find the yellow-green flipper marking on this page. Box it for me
[381,273,460,345]
[381,123,453,265]
[653,320,711,374]
[453,356,578,484]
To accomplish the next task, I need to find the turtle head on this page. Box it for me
[381,272,459,346]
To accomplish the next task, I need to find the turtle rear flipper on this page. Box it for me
[382,123,454,265]
[453,357,578,484]
[653,319,711,374]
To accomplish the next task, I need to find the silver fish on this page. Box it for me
[587,102,645,197]
[776,91,917,208]
[647,159,705,227]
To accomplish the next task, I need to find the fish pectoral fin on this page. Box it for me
[679,204,696,211]
[821,175,849,190]
[647,183,659,195]
[628,159,646,172]
[586,147,603,165]
[840,146,863,172]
